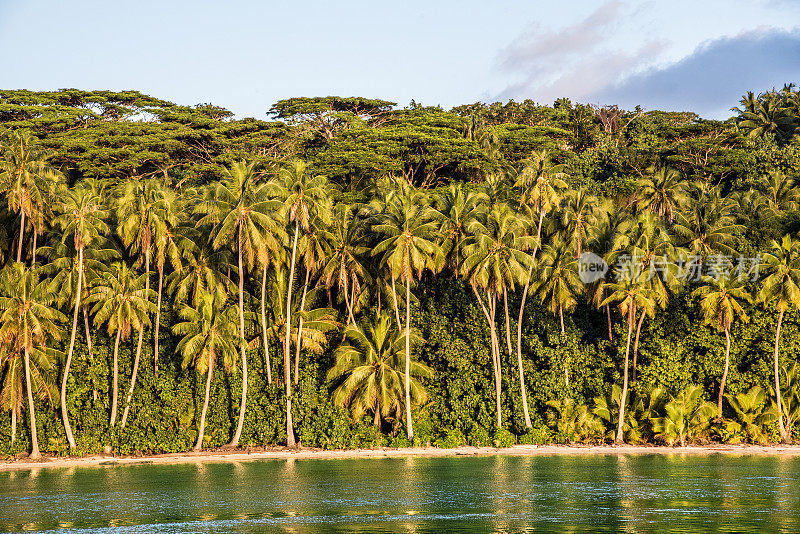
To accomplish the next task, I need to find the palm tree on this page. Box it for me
[327,313,432,429]
[757,235,800,443]
[52,185,108,449]
[0,263,65,458]
[151,189,182,377]
[322,204,371,329]
[462,204,534,427]
[173,293,238,451]
[760,171,800,221]
[116,178,173,428]
[586,205,625,341]
[559,188,600,258]
[432,183,487,275]
[636,166,688,222]
[269,159,330,447]
[0,132,63,264]
[196,160,283,448]
[674,186,742,258]
[373,184,442,440]
[89,262,154,427]
[734,90,794,141]
[602,274,657,444]
[692,276,751,419]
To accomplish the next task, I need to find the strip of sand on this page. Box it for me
[3,444,800,472]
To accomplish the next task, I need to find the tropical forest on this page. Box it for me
[3,86,800,459]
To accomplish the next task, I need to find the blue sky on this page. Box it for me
[1,0,798,119]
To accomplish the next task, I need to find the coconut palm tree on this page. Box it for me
[636,166,688,222]
[328,313,431,429]
[0,132,64,264]
[432,183,487,275]
[0,263,65,458]
[673,185,743,258]
[322,204,371,329]
[173,292,238,451]
[116,178,174,428]
[167,229,232,308]
[757,235,800,443]
[151,190,182,377]
[51,185,108,449]
[89,262,155,427]
[692,276,751,419]
[268,159,330,447]
[602,274,657,444]
[586,205,625,341]
[462,204,534,427]
[373,184,442,440]
[734,90,794,141]
[196,160,283,448]
[559,188,600,258]
[760,171,800,221]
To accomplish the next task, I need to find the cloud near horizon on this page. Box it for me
[496,1,800,119]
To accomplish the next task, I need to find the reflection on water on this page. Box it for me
[1,454,799,533]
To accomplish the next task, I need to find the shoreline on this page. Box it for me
[3,444,800,472]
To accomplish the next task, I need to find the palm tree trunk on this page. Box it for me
[110,329,121,426]
[391,276,402,333]
[294,268,311,385]
[120,249,149,429]
[154,267,164,377]
[489,292,502,428]
[24,347,40,459]
[84,306,97,402]
[632,312,645,382]
[559,305,564,334]
[616,305,635,444]
[343,278,356,327]
[195,357,214,451]
[472,285,502,428]
[284,222,299,448]
[17,210,25,263]
[61,248,83,450]
[404,277,414,441]
[11,409,16,443]
[31,230,37,267]
[718,327,731,420]
[774,308,789,443]
[229,233,249,448]
[506,287,531,428]
[260,266,272,385]
[606,303,613,341]
[515,209,543,388]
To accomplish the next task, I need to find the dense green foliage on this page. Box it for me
[2,87,800,457]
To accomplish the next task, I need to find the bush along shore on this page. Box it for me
[2,87,800,458]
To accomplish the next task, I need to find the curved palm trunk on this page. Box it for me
[61,248,83,450]
[284,223,299,448]
[473,285,503,428]
[616,305,635,444]
[154,267,164,377]
[17,211,25,263]
[293,268,311,385]
[31,230,37,267]
[606,303,613,341]
[505,287,531,428]
[229,235,249,448]
[120,249,150,429]
[404,278,414,440]
[774,308,789,443]
[718,328,731,420]
[24,347,40,459]
[195,357,214,451]
[391,277,402,333]
[632,312,645,382]
[260,266,272,385]
[110,329,121,426]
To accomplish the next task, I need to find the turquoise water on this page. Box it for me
[1,454,798,533]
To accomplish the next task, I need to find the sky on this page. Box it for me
[0,0,799,119]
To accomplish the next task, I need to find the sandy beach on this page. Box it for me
[3,444,800,472]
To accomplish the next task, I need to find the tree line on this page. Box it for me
[1,86,800,457]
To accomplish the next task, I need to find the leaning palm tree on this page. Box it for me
[173,292,238,451]
[196,160,283,448]
[636,166,688,222]
[0,263,65,458]
[692,276,751,419]
[602,274,657,444]
[52,185,108,449]
[757,235,800,443]
[462,204,534,427]
[328,313,432,429]
[116,178,173,427]
[0,131,64,264]
[268,159,330,447]
[373,184,442,440]
[89,262,154,427]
